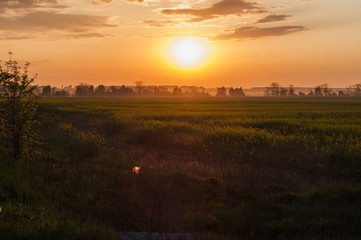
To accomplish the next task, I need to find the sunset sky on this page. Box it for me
[1,0,360,88]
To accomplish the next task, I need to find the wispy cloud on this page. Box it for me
[142,19,179,27]
[70,32,112,39]
[91,0,113,5]
[161,0,266,22]
[257,14,291,24]
[126,0,144,3]
[0,0,118,40]
[0,11,117,39]
[212,25,307,40]
[0,0,67,13]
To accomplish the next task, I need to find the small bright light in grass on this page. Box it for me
[133,166,140,174]
[167,37,209,69]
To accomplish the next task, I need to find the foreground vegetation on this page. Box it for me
[1,98,361,239]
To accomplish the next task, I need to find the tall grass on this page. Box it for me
[1,98,360,239]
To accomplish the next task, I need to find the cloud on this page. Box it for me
[91,0,112,5]
[93,0,144,5]
[257,14,291,24]
[143,19,178,27]
[212,25,307,40]
[127,0,144,3]
[0,11,117,39]
[0,0,58,7]
[0,11,116,31]
[0,0,65,13]
[161,0,266,22]
[0,33,32,40]
[0,1,117,40]
[70,32,111,39]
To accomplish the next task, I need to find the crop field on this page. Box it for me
[1,98,361,239]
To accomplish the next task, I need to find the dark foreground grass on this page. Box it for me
[1,98,361,239]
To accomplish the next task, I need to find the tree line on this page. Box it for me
[264,82,361,97]
[39,82,361,98]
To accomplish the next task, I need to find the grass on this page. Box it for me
[1,98,361,239]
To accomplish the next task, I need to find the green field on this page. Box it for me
[1,99,361,239]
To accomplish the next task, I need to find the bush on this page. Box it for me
[0,56,38,162]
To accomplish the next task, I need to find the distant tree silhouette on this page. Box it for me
[216,87,227,97]
[110,85,135,96]
[75,85,83,96]
[95,84,105,96]
[338,90,346,96]
[53,90,61,97]
[280,88,287,96]
[42,85,51,96]
[289,85,297,96]
[315,86,322,96]
[89,85,94,95]
[272,82,280,96]
[172,86,182,96]
[191,86,197,94]
[265,82,280,96]
[109,86,117,95]
[321,84,329,96]
[75,84,92,97]
[350,83,361,96]
[229,87,245,97]
[8,51,13,61]
[135,81,143,95]
[155,86,171,97]
[120,85,135,96]
[53,89,70,97]
[228,87,235,96]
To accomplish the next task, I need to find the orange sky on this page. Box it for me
[1,0,361,88]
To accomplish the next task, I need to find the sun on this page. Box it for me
[167,37,209,69]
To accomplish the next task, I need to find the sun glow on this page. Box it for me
[167,37,209,69]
